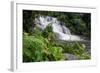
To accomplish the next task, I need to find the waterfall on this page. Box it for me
[35,16,83,41]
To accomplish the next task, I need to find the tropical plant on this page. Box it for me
[23,30,65,62]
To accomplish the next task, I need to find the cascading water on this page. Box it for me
[35,16,83,41]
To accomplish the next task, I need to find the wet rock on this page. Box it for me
[64,53,79,60]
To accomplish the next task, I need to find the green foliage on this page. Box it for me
[23,30,65,62]
[42,24,56,43]
[56,41,90,59]
[42,24,53,38]
[23,35,46,62]
[49,46,64,61]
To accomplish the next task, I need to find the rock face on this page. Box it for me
[82,41,91,54]
[64,53,79,60]
[35,16,83,41]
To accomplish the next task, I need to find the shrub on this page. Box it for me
[48,46,65,61]
[23,35,47,62]
[55,41,90,60]
[23,32,65,62]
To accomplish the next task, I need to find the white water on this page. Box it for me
[35,16,83,41]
